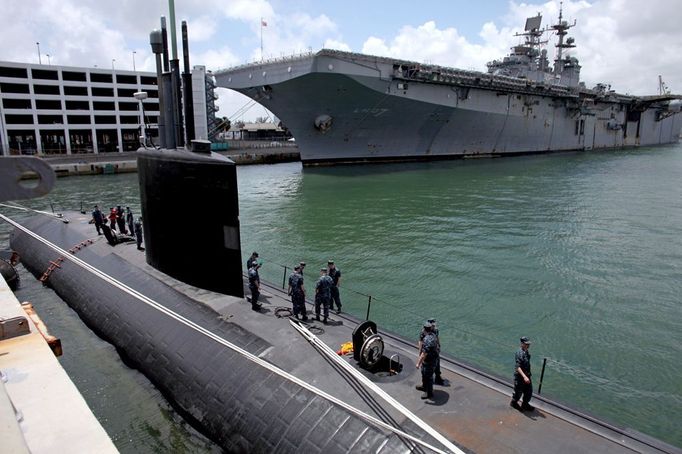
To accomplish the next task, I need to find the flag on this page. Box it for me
[261,19,267,27]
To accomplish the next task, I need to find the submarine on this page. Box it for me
[3,4,681,454]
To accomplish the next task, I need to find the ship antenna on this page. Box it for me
[552,1,577,76]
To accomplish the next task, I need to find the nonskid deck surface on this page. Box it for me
[82,224,674,453]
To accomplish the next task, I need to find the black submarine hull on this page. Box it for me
[10,217,423,453]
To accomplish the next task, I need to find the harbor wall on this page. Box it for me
[0,274,116,453]
[36,145,300,177]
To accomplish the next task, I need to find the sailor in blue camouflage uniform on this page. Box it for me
[288,265,307,320]
[416,321,439,400]
[248,262,261,311]
[314,267,333,324]
[419,318,444,385]
[510,336,534,411]
[246,251,259,271]
[91,205,104,235]
[327,260,342,314]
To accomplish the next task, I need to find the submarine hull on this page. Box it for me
[10,216,423,453]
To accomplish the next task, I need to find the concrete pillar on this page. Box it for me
[65,128,72,154]
[92,127,99,154]
[0,101,8,156]
[34,127,43,156]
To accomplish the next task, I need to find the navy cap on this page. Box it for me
[320,267,328,272]
[328,260,334,264]
[294,265,301,270]
[300,261,306,266]
[520,336,531,344]
[427,318,436,324]
[423,321,432,328]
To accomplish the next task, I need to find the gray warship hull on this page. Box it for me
[215,51,682,165]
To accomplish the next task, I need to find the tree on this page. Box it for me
[220,116,231,132]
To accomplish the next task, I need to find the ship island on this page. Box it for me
[216,10,682,165]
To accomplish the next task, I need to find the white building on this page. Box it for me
[0,61,161,155]
[0,61,216,156]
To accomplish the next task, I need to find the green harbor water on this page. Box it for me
[2,145,681,450]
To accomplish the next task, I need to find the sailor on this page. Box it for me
[91,205,104,235]
[248,262,261,311]
[116,205,127,234]
[288,265,307,320]
[314,267,333,324]
[246,251,259,270]
[108,207,117,231]
[327,260,342,314]
[419,318,444,385]
[416,321,439,400]
[125,207,135,235]
[510,336,534,412]
[134,217,144,251]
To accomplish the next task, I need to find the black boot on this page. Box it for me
[521,402,535,411]
[434,376,445,385]
[510,400,522,411]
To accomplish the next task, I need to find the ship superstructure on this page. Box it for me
[215,10,682,165]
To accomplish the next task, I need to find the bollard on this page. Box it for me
[538,357,547,395]
[365,295,372,321]
[282,266,288,289]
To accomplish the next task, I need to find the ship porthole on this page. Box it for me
[328,64,334,71]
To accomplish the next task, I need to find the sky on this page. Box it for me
[2,0,681,122]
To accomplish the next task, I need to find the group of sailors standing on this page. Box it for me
[244,250,537,411]
[91,205,143,250]
[245,252,342,324]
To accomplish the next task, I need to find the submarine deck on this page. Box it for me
[32,213,681,454]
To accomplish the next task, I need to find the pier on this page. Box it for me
[36,144,299,177]
[0,275,117,453]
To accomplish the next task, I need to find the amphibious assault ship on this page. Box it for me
[215,10,682,165]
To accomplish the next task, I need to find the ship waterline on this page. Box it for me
[215,12,682,165]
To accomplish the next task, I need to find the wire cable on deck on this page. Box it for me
[290,320,464,454]
[0,213,453,454]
